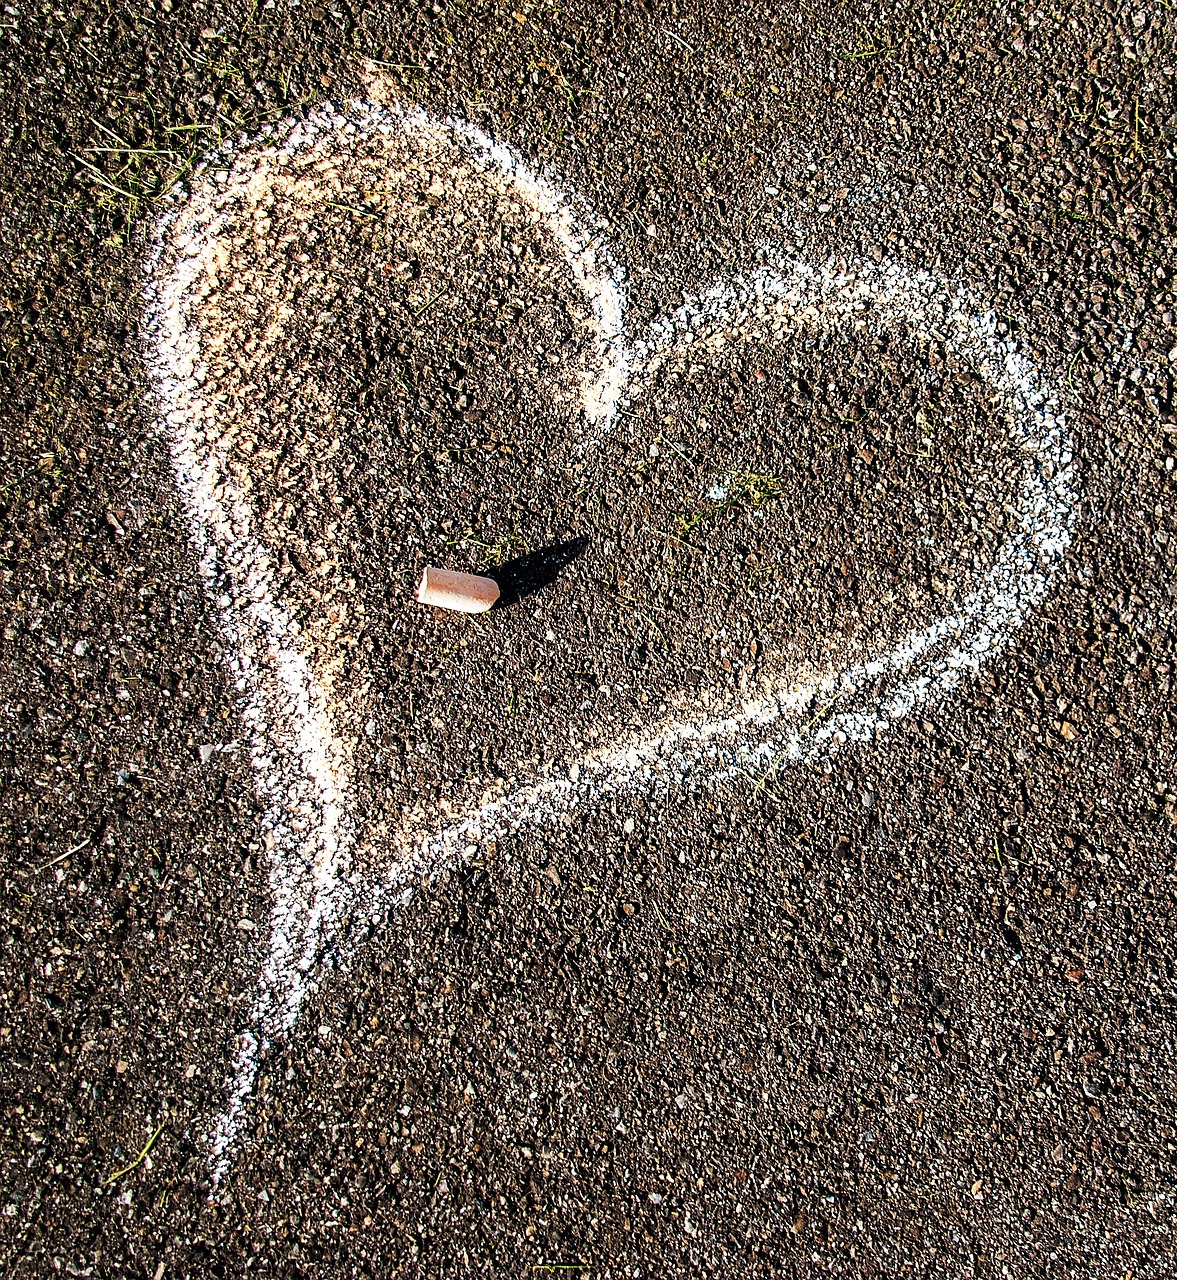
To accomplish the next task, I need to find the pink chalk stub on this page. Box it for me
[415,566,501,614]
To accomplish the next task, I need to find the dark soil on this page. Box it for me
[3,0,1177,1276]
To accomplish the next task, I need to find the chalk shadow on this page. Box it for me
[488,536,591,608]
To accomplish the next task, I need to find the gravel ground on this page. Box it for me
[3,0,1177,1276]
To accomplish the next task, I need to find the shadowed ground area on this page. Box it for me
[489,537,592,608]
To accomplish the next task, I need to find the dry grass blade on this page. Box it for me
[101,1122,165,1187]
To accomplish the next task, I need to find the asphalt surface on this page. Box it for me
[3,0,1177,1276]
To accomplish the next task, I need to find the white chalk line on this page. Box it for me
[144,98,629,1181]
[142,100,1076,1182]
[346,252,1075,913]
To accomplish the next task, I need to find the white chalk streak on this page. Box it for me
[351,258,1075,917]
[144,100,627,1183]
[144,102,1075,1182]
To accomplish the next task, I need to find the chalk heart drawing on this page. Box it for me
[144,98,1076,1180]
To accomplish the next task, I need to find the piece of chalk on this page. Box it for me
[415,566,501,614]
